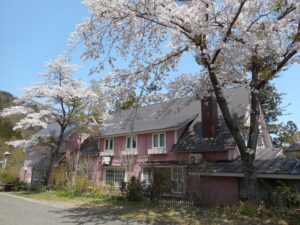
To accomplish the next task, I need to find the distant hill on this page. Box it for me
[0,91,15,110]
[0,91,20,140]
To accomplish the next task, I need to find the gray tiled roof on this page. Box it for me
[100,87,250,137]
[172,117,236,152]
[100,101,200,136]
[36,123,77,140]
[79,138,99,156]
[190,148,300,177]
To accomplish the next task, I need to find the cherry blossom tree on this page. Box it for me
[71,0,300,200]
[1,56,107,184]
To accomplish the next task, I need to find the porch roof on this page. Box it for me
[189,148,300,179]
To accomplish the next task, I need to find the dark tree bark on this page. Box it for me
[43,125,66,185]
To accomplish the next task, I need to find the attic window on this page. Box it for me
[104,138,114,151]
[153,133,166,148]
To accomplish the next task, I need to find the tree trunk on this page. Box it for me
[207,67,259,201]
[43,125,66,185]
[242,153,258,201]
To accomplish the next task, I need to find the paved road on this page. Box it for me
[0,193,142,225]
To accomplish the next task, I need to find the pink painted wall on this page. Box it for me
[186,175,239,206]
[203,151,228,161]
[98,130,190,182]
[66,131,81,154]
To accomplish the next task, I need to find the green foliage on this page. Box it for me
[273,121,299,148]
[271,181,300,208]
[55,189,77,198]
[13,181,31,191]
[238,202,258,217]
[259,83,284,128]
[120,176,147,201]
[259,84,299,148]
[0,90,21,140]
[0,171,18,183]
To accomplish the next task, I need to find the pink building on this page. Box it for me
[96,90,300,206]
[19,123,79,185]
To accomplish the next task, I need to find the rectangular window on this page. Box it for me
[171,167,184,194]
[142,168,153,186]
[126,135,137,149]
[104,168,125,187]
[104,138,114,151]
[153,133,166,148]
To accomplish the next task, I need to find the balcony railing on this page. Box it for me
[121,149,138,156]
[148,148,167,155]
[100,150,114,156]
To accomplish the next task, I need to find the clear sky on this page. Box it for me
[0,0,299,128]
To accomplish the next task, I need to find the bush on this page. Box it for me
[120,176,147,201]
[13,181,31,191]
[238,202,258,217]
[271,181,299,208]
[0,171,18,183]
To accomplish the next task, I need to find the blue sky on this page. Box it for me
[0,0,299,128]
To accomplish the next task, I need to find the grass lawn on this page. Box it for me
[15,191,300,225]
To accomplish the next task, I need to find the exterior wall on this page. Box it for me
[203,151,229,161]
[186,175,239,206]
[66,131,81,154]
[19,131,80,184]
[98,130,190,184]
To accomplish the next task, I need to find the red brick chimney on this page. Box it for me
[201,96,218,138]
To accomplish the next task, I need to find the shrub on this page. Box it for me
[271,181,299,208]
[13,181,31,191]
[0,171,18,183]
[238,202,258,217]
[120,176,147,201]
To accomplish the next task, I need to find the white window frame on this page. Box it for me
[126,135,137,150]
[141,167,153,186]
[104,138,114,151]
[152,132,166,148]
[103,168,125,187]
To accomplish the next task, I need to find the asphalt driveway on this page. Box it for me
[0,193,142,225]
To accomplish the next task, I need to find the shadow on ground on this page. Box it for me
[49,200,300,225]
[49,201,202,225]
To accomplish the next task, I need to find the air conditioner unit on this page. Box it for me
[102,156,111,165]
[189,154,203,164]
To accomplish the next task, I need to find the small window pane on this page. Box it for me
[160,133,165,147]
[105,139,109,150]
[142,168,152,186]
[109,139,113,150]
[127,137,131,149]
[132,136,136,148]
[153,134,158,147]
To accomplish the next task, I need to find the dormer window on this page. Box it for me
[126,135,137,149]
[104,138,114,151]
[153,133,166,148]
